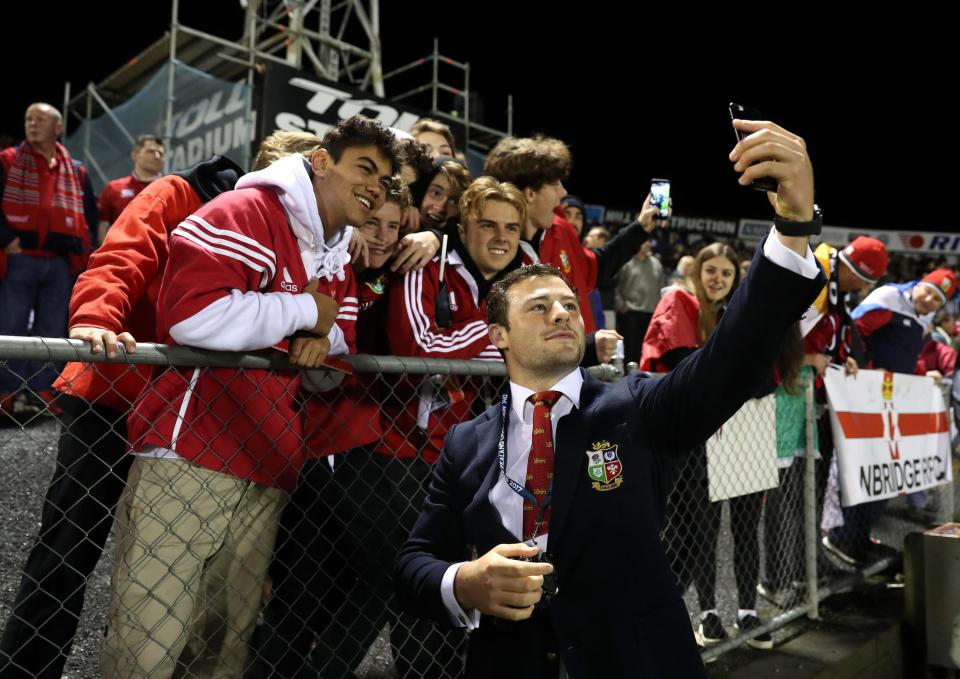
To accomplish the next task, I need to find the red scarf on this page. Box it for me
[639,287,700,372]
[2,142,86,246]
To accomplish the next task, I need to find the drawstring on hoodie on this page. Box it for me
[314,243,351,282]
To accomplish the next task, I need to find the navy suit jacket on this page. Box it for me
[395,238,825,678]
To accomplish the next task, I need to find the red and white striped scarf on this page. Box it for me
[1,142,86,240]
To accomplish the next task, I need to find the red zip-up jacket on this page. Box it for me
[54,175,201,411]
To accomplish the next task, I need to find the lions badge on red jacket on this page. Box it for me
[586,440,623,491]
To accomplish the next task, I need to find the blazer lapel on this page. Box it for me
[463,411,517,548]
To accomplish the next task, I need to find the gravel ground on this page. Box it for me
[0,415,113,678]
[0,414,397,678]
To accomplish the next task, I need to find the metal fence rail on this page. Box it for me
[0,335,953,678]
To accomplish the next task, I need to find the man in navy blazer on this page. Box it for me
[395,119,826,678]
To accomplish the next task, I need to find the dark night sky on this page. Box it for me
[4,3,954,233]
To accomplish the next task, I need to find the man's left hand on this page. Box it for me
[844,356,859,377]
[348,231,370,268]
[729,120,814,224]
[5,237,23,255]
[69,326,137,359]
[637,193,670,233]
[594,329,623,364]
[290,335,331,368]
[401,205,421,235]
[392,231,440,273]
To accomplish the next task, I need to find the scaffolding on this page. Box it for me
[65,0,511,182]
[381,38,514,153]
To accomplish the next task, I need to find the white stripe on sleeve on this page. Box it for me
[169,290,319,351]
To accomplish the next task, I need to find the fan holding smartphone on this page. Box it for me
[650,178,671,223]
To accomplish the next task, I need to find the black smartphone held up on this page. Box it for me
[728,102,778,193]
[650,178,670,221]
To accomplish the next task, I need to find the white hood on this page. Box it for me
[235,153,352,282]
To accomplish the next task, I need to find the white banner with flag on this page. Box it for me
[824,367,952,506]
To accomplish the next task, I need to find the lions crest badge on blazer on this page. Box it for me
[586,440,623,491]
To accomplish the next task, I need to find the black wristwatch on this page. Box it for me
[773,205,822,236]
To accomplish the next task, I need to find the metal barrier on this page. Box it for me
[0,336,953,677]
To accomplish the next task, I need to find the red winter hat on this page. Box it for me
[838,236,888,283]
[919,268,958,304]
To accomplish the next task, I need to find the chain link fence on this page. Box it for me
[0,336,955,677]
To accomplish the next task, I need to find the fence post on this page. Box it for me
[804,371,820,619]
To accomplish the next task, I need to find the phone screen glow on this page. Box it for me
[651,181,670,218]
